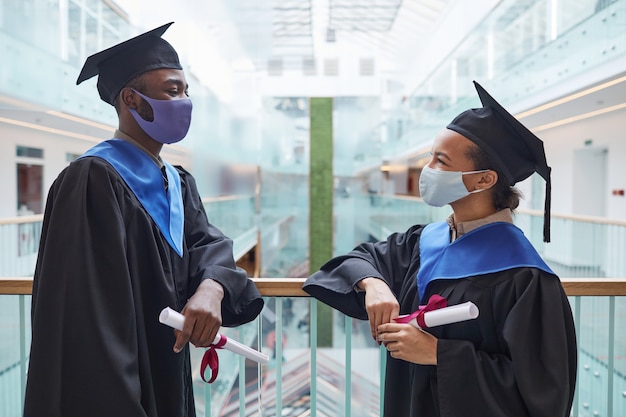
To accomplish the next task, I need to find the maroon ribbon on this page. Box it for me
[394,294,447,328]
[200,334,227,383]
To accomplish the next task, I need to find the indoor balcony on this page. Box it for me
[2,196,626,416]
[1,277,625,417]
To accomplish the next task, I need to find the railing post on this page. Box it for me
[275,298,283,415]
[572,296,580,417]
[310,298,318,417]
[379,344,386,414]
[238,326,246,417]
[205,369,212,417]
[19,294,26,416]
[607,296,615,417]
[345,315,352,417]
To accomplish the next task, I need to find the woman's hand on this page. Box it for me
[357,278,400,343]
[377,322,438,365]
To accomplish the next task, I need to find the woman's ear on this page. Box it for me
[476,170,498,190]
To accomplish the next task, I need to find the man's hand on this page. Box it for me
[173,279,224,353]
[377,322,438,365]
[357,277,399,344]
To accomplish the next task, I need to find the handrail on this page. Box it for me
[0,214,44,225]
[516,208,626,226]
[3,203,621,238]
[0,196,255,225]
[368,196,626,227]
[200,195,253,204]
[1,277,625,297]
[4,204,626,228]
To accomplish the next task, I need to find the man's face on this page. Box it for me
[135,68,189,121]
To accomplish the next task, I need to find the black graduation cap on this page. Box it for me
[447,81,552,242]
[76,22,182,105]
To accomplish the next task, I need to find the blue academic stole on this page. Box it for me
[417,221,553,300]
[79,139,184,257]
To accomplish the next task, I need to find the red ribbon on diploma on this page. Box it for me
[395,294,447,328]
[200,334,228,383]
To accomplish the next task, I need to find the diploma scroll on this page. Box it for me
[159,307,269,365]
[394,301,479,329]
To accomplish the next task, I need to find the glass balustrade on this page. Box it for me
[385,0,626,155]
[2,194,625,285]
[1,288,625,417]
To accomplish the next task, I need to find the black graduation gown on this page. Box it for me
[24,156,264,417]
[303,224,577,417]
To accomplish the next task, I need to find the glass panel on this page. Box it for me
[84,13,98,53]
[67,0,82,66]
[259,96,310,278]
[387,0,626,155]
[574,296,626,416]
[84,0,99,14]
[0,295,31,417]
[614,295,626,416]
[102,6,123,32]
[101,25,118,49]
[557,0,597,36]
[0,293,624,416]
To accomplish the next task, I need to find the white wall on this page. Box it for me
[540,107,626,220]
[0,122,193,218]
[0,124,90,218]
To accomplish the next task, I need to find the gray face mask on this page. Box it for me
[419,166,488,207]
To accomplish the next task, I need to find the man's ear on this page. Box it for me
[119,87,139,109]
[476,170,498,190]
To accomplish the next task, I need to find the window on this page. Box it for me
[16,145,43,158]
[17,162,43,257]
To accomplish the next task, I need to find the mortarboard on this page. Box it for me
[447,81,552,242]
[76,22,182,105]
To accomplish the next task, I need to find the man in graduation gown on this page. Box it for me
[24,22,264,417]
[303,81,577,417]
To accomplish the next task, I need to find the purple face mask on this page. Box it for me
[128,89,192,144]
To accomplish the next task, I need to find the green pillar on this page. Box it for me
[309,97,333,347]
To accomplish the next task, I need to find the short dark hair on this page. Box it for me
[465,143,522,211]
[113,73,149,115]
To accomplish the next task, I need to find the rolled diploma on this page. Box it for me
[159,307,269,365]
[398,301,479,328]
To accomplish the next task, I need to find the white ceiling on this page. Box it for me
[118,0,452,73]
[2,0,625,150]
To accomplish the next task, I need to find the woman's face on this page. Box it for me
[425,128,495,197]
[426,129,477,173]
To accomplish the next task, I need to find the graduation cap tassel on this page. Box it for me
[543,168,552,243]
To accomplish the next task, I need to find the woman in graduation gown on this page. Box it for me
[303,82,577,417]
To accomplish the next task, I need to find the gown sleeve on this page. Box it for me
[303,224,424,319]
[178,168,263,327]
[435,271,577,417]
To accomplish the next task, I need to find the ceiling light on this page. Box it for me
[532,102,626,132]
[517,75,626,119]
[46,110,114,131]
[0,117,103,143]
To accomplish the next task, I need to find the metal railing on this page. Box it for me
[1,278,625,417]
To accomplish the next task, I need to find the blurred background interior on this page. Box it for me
[1,0,626,416]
